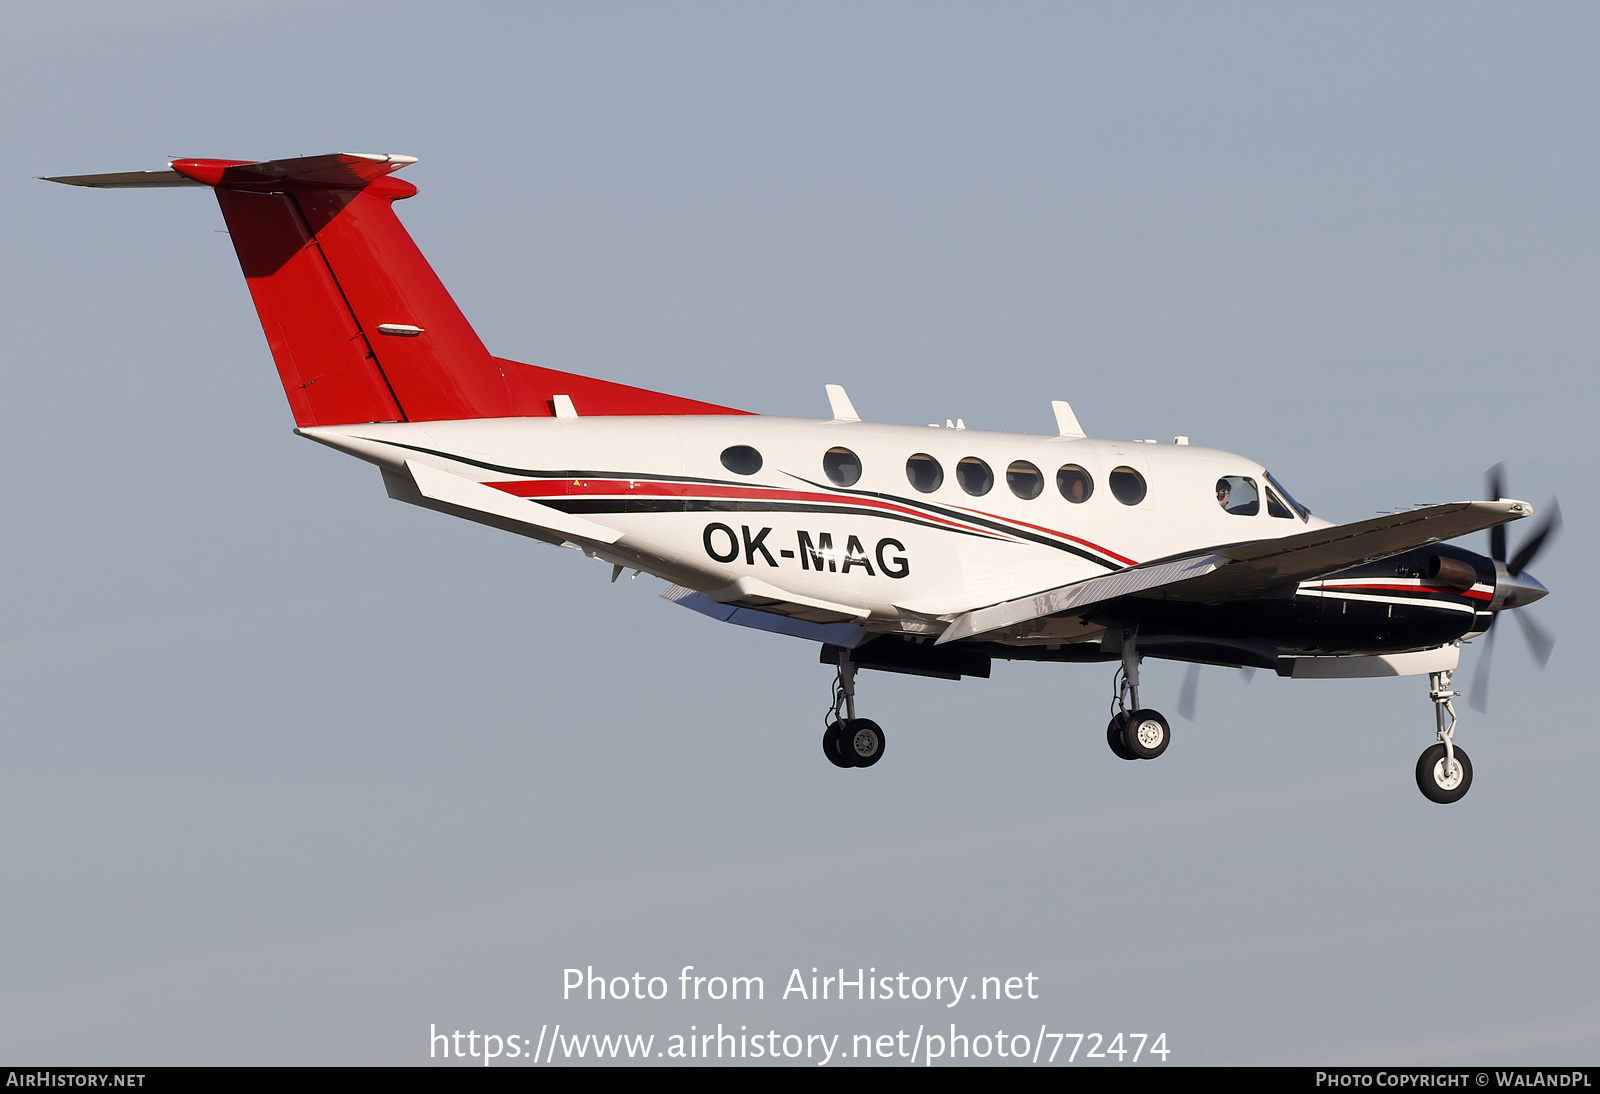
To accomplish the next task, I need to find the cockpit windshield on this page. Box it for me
[1264,472,1310,521]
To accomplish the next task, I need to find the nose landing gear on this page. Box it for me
[1418,669,1472,803]
[823,649,886,769]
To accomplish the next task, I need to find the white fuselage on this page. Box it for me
[304,415,1331,637]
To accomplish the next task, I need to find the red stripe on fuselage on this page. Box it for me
[484,477,1135,562]
[968,510,1139,567]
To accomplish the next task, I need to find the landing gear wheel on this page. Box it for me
[822,721,853,769]
[1416,742,1472,804]
[1106,714,1138,761]
[842,719,886,768]
[1125,709,1170,759]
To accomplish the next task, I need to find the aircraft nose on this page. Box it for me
[1493,568,1549,610]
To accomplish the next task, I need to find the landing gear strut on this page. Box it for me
[823,649,885,769]
[1106,627,1170,761]
[1418,669,1472,803]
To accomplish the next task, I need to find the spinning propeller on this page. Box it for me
[1468,463,1560,712]
[1176,663,1252,722]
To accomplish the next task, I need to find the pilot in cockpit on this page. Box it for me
[1216,475,1260,516]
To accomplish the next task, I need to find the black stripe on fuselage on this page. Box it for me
[780,472,1124,570]
[357,438,749,486]
[362,437,1124,568]
[542,496,1009,539]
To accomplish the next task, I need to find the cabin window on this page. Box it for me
[1057,464,1093,503]
[1006,460,1043,499]
[823,447,862,487]
[906,453,943,493]
[1110,466,1146,506]
[957,457,993,496]
[720,445,762,475]
[1216,475,1259,516]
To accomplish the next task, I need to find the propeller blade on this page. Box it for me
[1486,463,1506,562]
[1468,621,1496,713]
[1507,498,1562,576]
[1238,665,1256,685]
[1485,463,1505,502]
[1178,663,1200,721]
[1513,609,1555,669]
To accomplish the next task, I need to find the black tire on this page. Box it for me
[1107,714,1138,760]
[842,719,886,768]
[1416,742,1472,804]
[823,721,853,768]
[1125,709,1170,759]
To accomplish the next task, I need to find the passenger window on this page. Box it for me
[1215,476,1259,516]
[956,457,993,496]
[1057,464,1093,503]
[1109,467,1146,506]
[1266,487,1293,519]
[1006,460,1043,499]
[823,447,861,487]
[906,453,943,493]
[720,445,762,475]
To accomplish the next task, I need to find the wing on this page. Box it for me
[935,499,1530,645]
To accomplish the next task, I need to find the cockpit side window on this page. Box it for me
[1266,487,1293,519]
[1216,476,1260,516]
[1264,471,1310,521]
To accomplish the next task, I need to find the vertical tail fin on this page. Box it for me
[174,153,509,426]
[48,153,749,425]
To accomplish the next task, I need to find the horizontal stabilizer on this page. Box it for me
[44,153,418,191]
[42,169,203,188]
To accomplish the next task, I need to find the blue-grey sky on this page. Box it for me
[1,0,1595,1065]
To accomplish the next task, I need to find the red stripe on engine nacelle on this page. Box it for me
[1312,582,1492,601]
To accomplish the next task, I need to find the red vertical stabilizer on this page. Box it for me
[54,153,749,426]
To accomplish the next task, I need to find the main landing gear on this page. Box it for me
[1105,629,1171,761]
[1418,669,1472,804]
[823,649,886,769]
